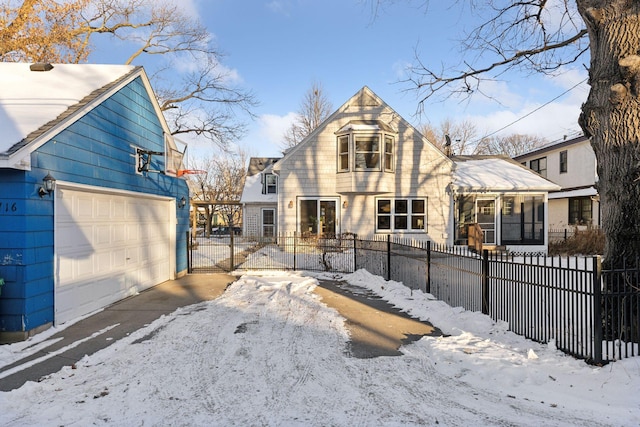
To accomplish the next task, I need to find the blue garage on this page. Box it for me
[0,63,190,342]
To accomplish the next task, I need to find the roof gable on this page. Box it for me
[274,86,449,171]
[0,63,171,170]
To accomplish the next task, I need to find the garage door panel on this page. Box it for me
[55,188,172,325]
[76,196,94,218]
[112,224,126,243]
[126,223,141,242]
[95,224,111,245]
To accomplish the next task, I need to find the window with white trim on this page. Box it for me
[262,173,277,194]
[384,135,394,172]
[338,135,349,172]
[262,208,276,237]
[355,135,380,170]
[530,157,547,177]
[335,121,395,173]
[376,198,427,232]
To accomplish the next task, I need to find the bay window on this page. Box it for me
[335,121,395,173]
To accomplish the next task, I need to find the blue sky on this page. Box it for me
[94,0,589,159]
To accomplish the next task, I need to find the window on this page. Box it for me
[338,136,349,172]
[262,208,276,237]
[262,173,277,194]
[299,198,338,237]
[376,198,426,232]
[384,135,394,172]
[501,195,545,245]
[335,121,395,173]
[569,197,592,225]
[529,157,547,177]
[355,135,380,170]
[559,150,568,173]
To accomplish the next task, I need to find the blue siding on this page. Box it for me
[0,76,189,337]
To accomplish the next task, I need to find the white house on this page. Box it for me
[240,157,280,237]
[242,87,559,252]
[514,135,600,230]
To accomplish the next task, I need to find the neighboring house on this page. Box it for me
[241,157,280,238]
[514,135,600,229]
[0,63,189,342]
[242,86,559,252]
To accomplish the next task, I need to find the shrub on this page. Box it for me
[548,227,604,256]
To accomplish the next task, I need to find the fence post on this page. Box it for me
[293,232,297,271]
[387,234,391,281]
[426,240,431,294]
[229,227,235,271]
[482,249,489,315]
[593,255,603,364]
[186,231,191,274]
[353,234,357,273]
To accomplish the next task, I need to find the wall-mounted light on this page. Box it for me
[288,200,293,208]
[179,196,187,208]
[39,172,56,198]
[342,200,348,209]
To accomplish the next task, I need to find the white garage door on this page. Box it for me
[55,185,174,324]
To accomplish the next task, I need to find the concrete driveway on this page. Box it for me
[0,273,440,391]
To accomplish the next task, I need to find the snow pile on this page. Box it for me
[0,270,638,426]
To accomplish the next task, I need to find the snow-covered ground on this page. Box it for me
[0,270,638,426]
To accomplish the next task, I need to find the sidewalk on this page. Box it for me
[0,274,234,391]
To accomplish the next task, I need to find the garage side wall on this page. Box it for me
[0,77,189,340]
[0,168,55,337]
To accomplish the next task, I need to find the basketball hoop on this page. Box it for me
[177,169,206,177]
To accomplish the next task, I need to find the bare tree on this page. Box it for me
[282,81,333,149]
[422,118,546,156]
[475,134,547,157]
[0,0,257,147]
[421,119,480,155]
[187,148,247,236]
[373,0,640,268]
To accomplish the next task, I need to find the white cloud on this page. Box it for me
[235,112,298,158]
[258,112,298,145]
[465,98,583,143]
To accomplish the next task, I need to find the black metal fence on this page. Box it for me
[188,232,639,364]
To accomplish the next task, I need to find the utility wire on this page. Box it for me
[475,78,588,142]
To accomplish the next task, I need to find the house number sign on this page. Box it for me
[0,202,18,213]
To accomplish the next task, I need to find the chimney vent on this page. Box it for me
[30,63,54,72]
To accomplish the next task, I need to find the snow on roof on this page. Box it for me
[240,157,280,204]
[452,156,561,192]
[0,63,136,155]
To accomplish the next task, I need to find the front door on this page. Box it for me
[299,198,338,237]
[476,199,496,245]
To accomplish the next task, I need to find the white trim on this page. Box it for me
[56,180,174,201]
[548,187,597,199]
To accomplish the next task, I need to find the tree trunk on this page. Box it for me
[578,1,640,268]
